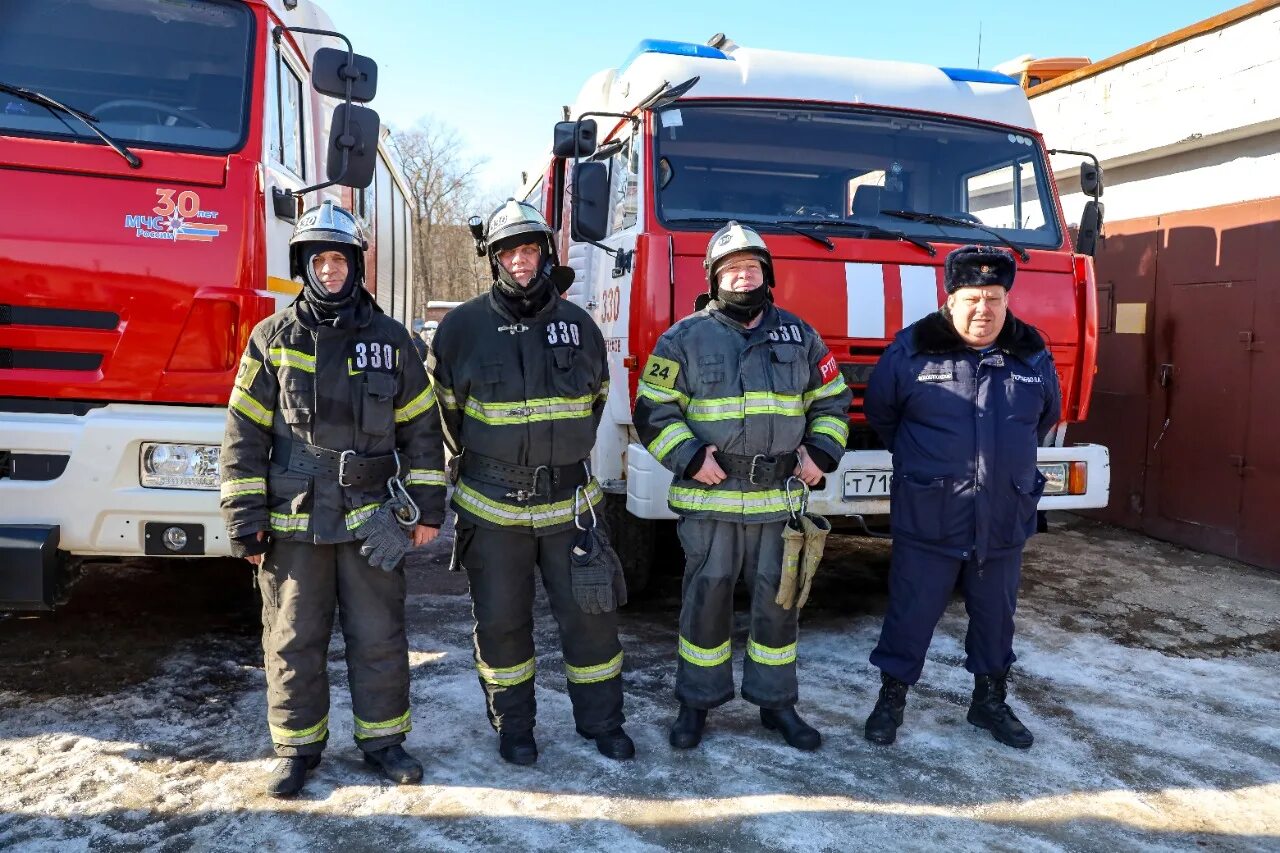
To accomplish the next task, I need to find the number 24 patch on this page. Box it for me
[642,354,680,389]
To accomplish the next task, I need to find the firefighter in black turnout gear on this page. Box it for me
[633,223,852,751]
[428,200,633,765]
[220,201,446,797]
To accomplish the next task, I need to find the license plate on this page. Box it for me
[843,469,892,499]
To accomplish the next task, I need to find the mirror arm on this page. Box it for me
[1047,147,1103,198]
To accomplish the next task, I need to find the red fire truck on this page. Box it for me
[524,38,1111,588]
[0,0,418,609]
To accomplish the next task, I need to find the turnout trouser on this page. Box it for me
[869,538,1023,685]
[258,539,411,757]
[675,517,799,710]
[457,523,625,736]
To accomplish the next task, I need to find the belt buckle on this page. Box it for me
[531,464,551,498]
[748,454,775,486]
[338,449,356,487]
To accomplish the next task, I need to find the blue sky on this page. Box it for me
[319,0,1233,197]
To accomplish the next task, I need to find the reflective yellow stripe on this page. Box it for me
[344,503,381,530]
[438,386,460,411]
[477,656,535,687]
[678,636,731,667]
[270,715,328,745]
[597,380,611,402]
[269,512,309,532]
[353,709,412,740]
[811,415,850,445]
[637,381,688,408]
[647,422,696,462]
[395,385,437,423]
[804,374,849,407]
[669,486,792,515]
[229,387,273,428]
[747,637,797,666]
[454,480,603,529]
[405,469,447,487]
[685,392,805,422]
[268,346,316,373]
[463,394,595,426]
[220,477,266,499]
[565,651,623,684]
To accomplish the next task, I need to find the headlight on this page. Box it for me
[1037,462,1087,496]
[140,443,221,489]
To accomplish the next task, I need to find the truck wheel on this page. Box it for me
[602,493,654,595]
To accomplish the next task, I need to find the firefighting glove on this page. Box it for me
[570,526,625,614]
[354,502,414,572]
[795,513,832,610]
[775,518,806,609]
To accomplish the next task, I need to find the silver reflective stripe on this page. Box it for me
[353,709,411,740]
[270,715,328,745]
[678,636,731,667]
[395,385,437,423]
[269,512,309,532]
[405,469,447,487]
[344,503,380,530]
[565,651,623,684]
[477,656,535,686]
[454,480,604,529]
[747,637,797,666]
[220,477,266,499]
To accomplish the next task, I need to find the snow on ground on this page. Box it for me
[1,514,1277,852]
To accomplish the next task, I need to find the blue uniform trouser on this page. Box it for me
[870,539,1022,685]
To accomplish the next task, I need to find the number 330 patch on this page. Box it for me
[545,320,582,348]
[351,341,397,372]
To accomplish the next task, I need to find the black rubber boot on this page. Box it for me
[265,754,321,798]
[498,730,539,766]
[363,744,424,784]
[577,726,636,760]
[760,706,821,751]
[864,672,909,745]
[967,672,1034,749]
[668,704,707,749]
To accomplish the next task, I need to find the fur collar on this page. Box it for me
[909,309,1046,361]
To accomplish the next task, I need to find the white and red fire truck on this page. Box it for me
[522,37,1111,587]
[0,0,418,609]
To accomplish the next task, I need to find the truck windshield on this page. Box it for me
[654,103,1063,250]
[0,0,253,155]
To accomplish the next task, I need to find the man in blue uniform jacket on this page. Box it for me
[862,245,1061,749]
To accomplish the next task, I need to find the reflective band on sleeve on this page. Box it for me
[353,709,412,740]
[811,415,850,445]
[477,656,536,687]
[438,386,460,411]
[597,380,611,402]
[454,480,604,529]
[565,651,623,684]
[395,385,438,423]
[269,512,310,533]
[668,486,791,516]
[268,346,316,373]
[804,374,850,407]
[229,387,273,428]
[220,477,266,499]
[270,714,328,746]
[637,382,689,408]
[747,637,797,666]
[405,469,447,487]
[678,636,731,667]
[647,422,696,462]
[344,503,381,530]
[463,394,595,426]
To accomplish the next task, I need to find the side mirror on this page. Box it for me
[1080,160,1104,198]
[554,119,597,158]
[1076,199,1104,257]
[311,48,378,102]
[327,103,380,188]
[570,161,610,243]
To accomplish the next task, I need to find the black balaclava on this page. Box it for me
[714,283,772,325]
[300,243,361,325]
[491,238,556,319]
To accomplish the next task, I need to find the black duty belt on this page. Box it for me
[713,450,800,486]
[461,452,589,501]
[272,437,400,489]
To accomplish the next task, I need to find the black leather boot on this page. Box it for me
[760,706,821,751]
[967,672,1034,749]
[864,672,909,745]
[577,726,636,760]
[265,754,321,798]
[363,744,424,784]
[668,704,707,749]
[498,730,539,765]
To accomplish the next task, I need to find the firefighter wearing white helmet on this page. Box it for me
[220,199,446,796]
[428,199,634,766]
[634,221,852,751]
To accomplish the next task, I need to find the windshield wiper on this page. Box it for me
[779,217,936,257]
[880,210,1029,261]
[664,216,834,250]
[0,81,141,168]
